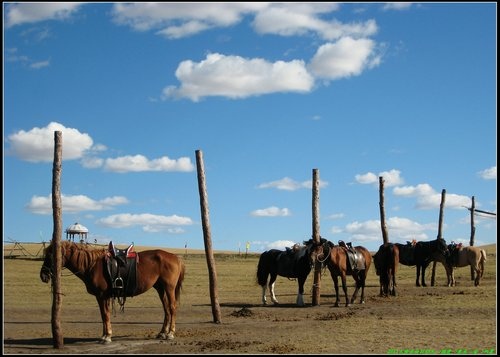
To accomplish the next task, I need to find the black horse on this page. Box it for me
[257,238,324,306]
[396,238,449,287]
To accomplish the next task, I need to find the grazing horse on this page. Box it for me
[444,246,487,286]
[311,240,372,307]
[396,238,448,287]
[40,241,185,343]
[257,238,324,306]
[373,243,399,297]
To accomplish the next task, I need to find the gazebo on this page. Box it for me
[65,222,89,243]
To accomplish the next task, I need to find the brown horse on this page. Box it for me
[444,246,487,286]
[40,241,185,343]
[311,240,372,307]
[373,243,399,297]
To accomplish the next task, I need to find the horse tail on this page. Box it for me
[175,258,186,303]
[479,249,487,278]
[256,253,269,286]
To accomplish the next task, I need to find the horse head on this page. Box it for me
[40,241,70,283]
[436,237,449,257]
[306,237,332,269]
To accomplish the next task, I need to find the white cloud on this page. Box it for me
[342,216,433,244]
[26,194,129,215]
[5,3,83,27]
[309,37,381,80]
[393,184,471,210]
[111,2,266,37]
[253,4,377,40]
[163,53,314,101]
[258,177,328,191]
[383,3,413,11]
[355,169,403,187]
[266,240,298,250]
[251,206,291,217]
[478,166,496,180]
[30,59,50,69]
[6,122,93,162]
[103,154,195,173]
[97,213,194,233]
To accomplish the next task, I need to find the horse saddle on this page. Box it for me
[339,241,365,272]
[106,241,139,297]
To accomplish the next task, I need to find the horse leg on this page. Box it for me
[155,284,176,340]
[296,277,306,306]
[416,265,421,287]
[421,265,427,287]
[391,269,397,296]
[350,274,361,304]
[269,274,279,304]
[96,297,112,343]
[330,270,341,307]
[340,273,350,307]
[261,283,268,305]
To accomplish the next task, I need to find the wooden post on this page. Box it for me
[379,177,389,245]
[431,189,446,286]
[51,131,64,348]
[470,196,476,281]
[311,169,321,306]
[195,150,221,323]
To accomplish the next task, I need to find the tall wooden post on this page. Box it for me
[431,189,446,286]
[195,150,221,323]
[469,196,476,281]
[51,131,64,348]
[379,177,389,245]
[311,169,321,306]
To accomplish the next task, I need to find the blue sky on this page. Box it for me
[3,2,497,253]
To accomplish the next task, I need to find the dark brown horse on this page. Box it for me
[40,241,185,343]
[311,240,372,307]
[373,243,399,297]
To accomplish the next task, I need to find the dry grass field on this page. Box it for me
[2,242,497,354]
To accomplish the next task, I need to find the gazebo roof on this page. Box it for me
[65,222,89,234]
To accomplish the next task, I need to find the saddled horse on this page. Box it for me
[40,241,185,343]
[444,245,487,286]
[311,240,372,307]
[257,238,325,306]
[373,243,399,297]
[396,238,448,287]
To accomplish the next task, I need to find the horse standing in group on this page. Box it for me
[373,243,399,297]
[444,245,487,286]
[396,238,449,287]
[40,241,185,343]
[257,238,325,306]
[311,240,372,307]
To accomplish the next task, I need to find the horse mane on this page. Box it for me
[60,241,107,272]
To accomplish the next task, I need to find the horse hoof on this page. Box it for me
[167,332,175,340]
[156,333,167,339]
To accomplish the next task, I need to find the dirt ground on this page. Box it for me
[2,246,497,355]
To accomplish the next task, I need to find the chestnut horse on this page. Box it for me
[373,243,399,297]
[40,241,185,343]
[444,246,487,286]
[311,240,372,307]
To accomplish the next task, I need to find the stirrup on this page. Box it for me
[113,277,124,289]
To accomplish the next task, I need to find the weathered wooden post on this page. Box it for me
[431,189,446,286]
[311,168,321,306]
[195,150,222,323]
[51,131,64,348]
[379,176,389,245]
[469,196,476,281]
